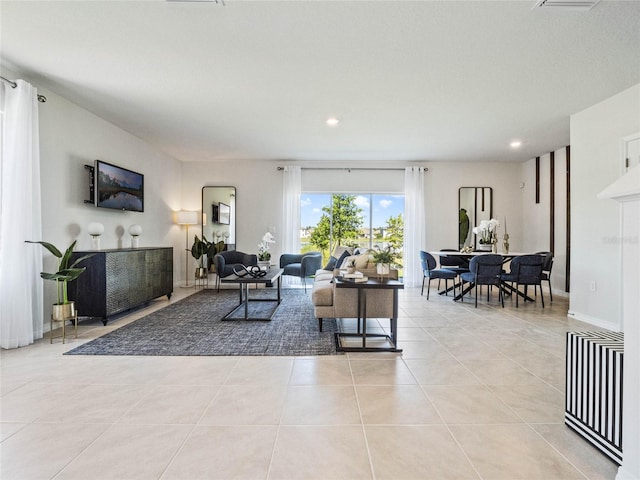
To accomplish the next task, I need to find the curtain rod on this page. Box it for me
[1,76,47,103]
[277,166,427,172]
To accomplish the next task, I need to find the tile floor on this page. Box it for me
[0,285,620,479]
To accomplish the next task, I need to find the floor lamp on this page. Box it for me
[176,210,199,287]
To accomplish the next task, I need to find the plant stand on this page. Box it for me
[50,311,78,344]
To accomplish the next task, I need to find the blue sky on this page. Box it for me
[300,194,404,228]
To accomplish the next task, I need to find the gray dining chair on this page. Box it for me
[420,251,458,299]
[535,251,554,302]
[501,254,545,307]
[459,254,504,308]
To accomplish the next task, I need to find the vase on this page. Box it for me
[52,302,76,321]
[492,242,498,253]
[376,263,390,276]
[258,260,271,269]
[477,243,491,252]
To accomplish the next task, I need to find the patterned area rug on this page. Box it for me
[65,289,339,356]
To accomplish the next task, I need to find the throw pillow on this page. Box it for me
[332,246,354,259]
[354,254,371,270]
[338,255,358,269]
[323,256,338,270]
[334,250,351,270]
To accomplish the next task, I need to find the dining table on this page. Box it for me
[429,251,542,303]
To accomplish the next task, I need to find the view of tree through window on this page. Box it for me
[300,193,405,267]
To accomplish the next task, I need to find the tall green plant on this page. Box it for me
[26,240,94,305]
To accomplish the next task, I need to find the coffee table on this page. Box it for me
[220,268,283,321]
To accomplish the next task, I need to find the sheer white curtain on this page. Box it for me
[282,165,301,254]
[404,167,426,288]
[0,80,43,349]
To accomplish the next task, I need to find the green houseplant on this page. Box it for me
[26,240,94,320]
[191,235,225,277]
[190,235,209,278]
[371,244,400,276]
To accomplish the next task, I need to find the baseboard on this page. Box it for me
[567,310,620,332]
[551,288,569,299]
[616,466,640,480]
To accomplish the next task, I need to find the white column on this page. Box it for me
[599,166,640,480]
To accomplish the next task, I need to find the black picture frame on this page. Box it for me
[212,203,219,223]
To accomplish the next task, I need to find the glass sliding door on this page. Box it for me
[301,192,404,268]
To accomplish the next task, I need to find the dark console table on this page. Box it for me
[68,247,173,325]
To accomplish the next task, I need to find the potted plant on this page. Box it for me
[372,244,400,276]
[191,235,209,279]
[206,237,225,272]
[472,218,500,252]
[257,232,275,267]
[26,240,94,320]
[345,257,357,274]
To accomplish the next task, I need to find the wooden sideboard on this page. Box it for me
[68,247,173,324]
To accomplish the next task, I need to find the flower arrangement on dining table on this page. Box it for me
[257,232,275,261]
[472,218,500,245]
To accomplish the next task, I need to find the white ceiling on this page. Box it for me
[1,0,639,164]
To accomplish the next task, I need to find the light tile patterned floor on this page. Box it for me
[0,286,620,479]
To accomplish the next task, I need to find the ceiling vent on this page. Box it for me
[533,0,600,10]
[167,0,225,4]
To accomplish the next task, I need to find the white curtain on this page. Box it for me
[404,166,426,288]
[0,80,43,348]
[282,165,301,254]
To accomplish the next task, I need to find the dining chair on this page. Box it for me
[459,254,504,308]
[420,251,458,299]
[535,251,554,301]
[501,254,545,307]
[437,248,470,294]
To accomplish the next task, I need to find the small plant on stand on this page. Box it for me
[190,235,209,279]
[26,240,94,322]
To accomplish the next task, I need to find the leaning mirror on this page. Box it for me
[458,187,492,250]
[202,186,236,256]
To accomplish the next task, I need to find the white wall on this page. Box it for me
[569,83,640,331]
[425,162,523,253]
[521,148,568,297]
[11,70,184,328]
[181,159,524,265]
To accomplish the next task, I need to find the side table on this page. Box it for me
[333,277,404,352]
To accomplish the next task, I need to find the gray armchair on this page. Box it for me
[213,251,258,292]
[279,252,323,291]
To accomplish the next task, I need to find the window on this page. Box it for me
[301,193,404,264]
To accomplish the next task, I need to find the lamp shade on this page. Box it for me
[87,222,104,236]
[176,210,198,225]
[128,224,142,236]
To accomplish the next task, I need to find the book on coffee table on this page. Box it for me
[343,271,364,279]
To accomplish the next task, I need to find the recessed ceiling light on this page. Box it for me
[510,140,522,148]
[326,117,340,127]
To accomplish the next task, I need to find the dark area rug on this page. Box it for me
[65,289,339,356]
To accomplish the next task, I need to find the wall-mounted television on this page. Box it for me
[95,160,144,212]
